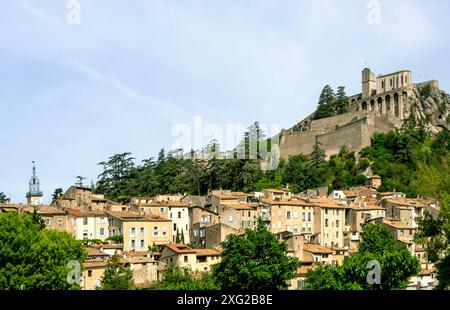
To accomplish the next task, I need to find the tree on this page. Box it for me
[106,234,123,243]
[150,264,218,290]
[181,228,185,244]
[52,188,63,202]
[99,253,134,290]
[0,192,6,203]
[213,219,299,290]
[305,224,420,290]
[314,85,335,120]
[334,86,348,115]
[0,212,86,289]
[311,137,325,165]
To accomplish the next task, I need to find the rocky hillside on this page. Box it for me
[404,83,450,135]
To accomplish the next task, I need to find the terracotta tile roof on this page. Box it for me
[194,249,221,256]
[164,243,197,254]
[303,243,334,254]
[94,244,122,250]
[107,211,170,222]
[296,265,317,276]
[349,203,385,211]
[261,199,311,207]
[66,208,107,217]
[263,188,287,193]
[381,218,413,229]
[123,250,160,257]
[86,247,109,257]
[343,186,377,198]
[84,259,107,269]
[124,256,157,264]
[386,198,427,208]
[36,206,67,215]
[309,198,347,209]
[222,203,258,210]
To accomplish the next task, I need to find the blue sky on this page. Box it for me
[1,0,449,203]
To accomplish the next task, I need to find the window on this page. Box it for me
[140,240,145,248]
[294,212,298,219]
[325,209,328,214]
[336,231,339,238]
[140,227,145,236]
[242,210,245,216]
[131,240,136,248]
[88,270,92,277]
[131,228,136,237]
[178,212,181,219]
[390,79,393,86]
[336,220,339,228]
[400,230,404,236]
[153,232,158,237]
[302,212,305,221]
[248,211,251,217]
[184,255,188,263]
[193,229,198,237]
[162,231,167,237]
[241,221,245,228]
[100,228,105,236]
[381,81,385,89]
[153,226,158,231]
[297,280,305,288]
[228,216,233,222]
[308,213,311,221]
[100,217,105,224]
[159,208,164,213]
[173,223,177,231]
[247,220,251,228]
[58,219,63,226]
[83,218,88,225]
[286,211,291,219]
[325,219,329,227]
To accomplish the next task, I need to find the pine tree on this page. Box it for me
[311,137,326,165]
[314,85,335,120]
[100,253,134,290]
[181,228,185,244]
[334,86,348,115]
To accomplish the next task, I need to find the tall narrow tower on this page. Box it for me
[26,161,43,205]
[362,68,377,99]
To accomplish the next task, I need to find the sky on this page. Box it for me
[0,0,449,203]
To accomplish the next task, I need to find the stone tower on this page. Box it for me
[26,161,43,205]
[362,68,377,98]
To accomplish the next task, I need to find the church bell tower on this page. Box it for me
[26,161,43,205]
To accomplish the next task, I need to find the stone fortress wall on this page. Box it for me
[279,68,439,161]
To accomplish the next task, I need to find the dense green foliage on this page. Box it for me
[305,224,420,290]
[94,120,449,207]
[99,253,135,290]
[416,204,450,289]
[150,264,218,290]
[0,212,86,289]
[361,128,449,202]
[313,85,348,120]
[213,220,299,290]
[0,192,6,203]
